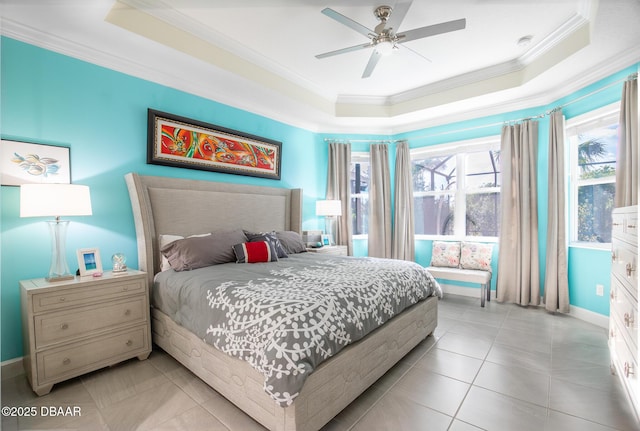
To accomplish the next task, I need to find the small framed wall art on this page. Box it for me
[0,140,71,186]
[76,248,103,277]
[147,109,282,180]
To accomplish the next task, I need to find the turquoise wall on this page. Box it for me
[0,37,328,361]
[1,35,636,361]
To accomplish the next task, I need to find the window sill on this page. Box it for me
[415,235,499,243]
[569,242,612,251]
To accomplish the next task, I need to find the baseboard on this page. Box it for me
[568,305,608,329]
[1,356,24,380]
[441,283,608,329]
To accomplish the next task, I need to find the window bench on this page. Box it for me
[426,267,492,307]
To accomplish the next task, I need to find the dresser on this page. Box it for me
[609,205,638,418]
[20,270,151,395]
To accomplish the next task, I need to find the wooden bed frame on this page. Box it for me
[125,173,438,431]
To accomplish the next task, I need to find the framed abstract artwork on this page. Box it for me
[0,140,71,186]
[147,109,282,180]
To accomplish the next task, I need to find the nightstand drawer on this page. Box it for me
[32,277,145,313]
[37,326,147,385]
[35,296,147,348]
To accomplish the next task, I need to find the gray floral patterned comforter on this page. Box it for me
[153,254,441,406]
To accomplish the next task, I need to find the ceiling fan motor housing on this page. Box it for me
[374,5,393,22]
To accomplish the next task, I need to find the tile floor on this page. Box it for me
[2,294,639,431]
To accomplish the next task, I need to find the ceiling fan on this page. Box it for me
[315,1,466,78]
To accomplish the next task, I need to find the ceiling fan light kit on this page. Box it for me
[316,1,466,78]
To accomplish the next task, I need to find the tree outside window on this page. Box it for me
[569,116,618,244]
[350,155,369,235]
[412,139,501,239]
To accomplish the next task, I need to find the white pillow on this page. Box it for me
[158,233,210,271]
[460,242,494,271]
[430,241,461,268]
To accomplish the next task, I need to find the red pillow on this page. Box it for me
[233,241,278,263]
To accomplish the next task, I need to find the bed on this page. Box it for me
[125,173,439,431]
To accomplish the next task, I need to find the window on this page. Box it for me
[350,153,369,235]
[567,103,619,246]
[412,138,501,239]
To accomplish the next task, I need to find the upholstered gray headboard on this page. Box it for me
[125,173,303,287]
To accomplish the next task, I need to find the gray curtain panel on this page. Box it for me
[544,110,569,313]
[327,142,353,255]
[497,120,541,306]
[368,143,392,258]
[615,76,638,207]
[392,141,415,261]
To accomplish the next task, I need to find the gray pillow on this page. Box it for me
[161,229,247,271]
[244,230,288,258]
[276,231,307,254]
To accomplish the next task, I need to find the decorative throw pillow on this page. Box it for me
[244,230,288,258]
[276,231,307,254]
[430,241,461,268]
[233,241,278,263]
[161,229,247,271]
[460,242,494,271]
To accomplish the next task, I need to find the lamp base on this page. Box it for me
[46,219,74,282]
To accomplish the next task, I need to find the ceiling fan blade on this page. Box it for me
[316,42,372,59]
[398,18,466,43]
[362,50,382,78]
[385,1,413,32]
[321,8,373,38]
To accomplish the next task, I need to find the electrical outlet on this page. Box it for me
[596,284,604,296]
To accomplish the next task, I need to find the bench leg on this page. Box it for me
[487,283,491,302]
[480,283,486,307]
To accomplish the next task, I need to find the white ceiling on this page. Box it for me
[1,0,639,134]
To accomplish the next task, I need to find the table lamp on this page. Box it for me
[316,199,342,245]
[20,184,93,282]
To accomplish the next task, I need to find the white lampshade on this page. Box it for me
[20,184,92,218]
[316,200,342,217]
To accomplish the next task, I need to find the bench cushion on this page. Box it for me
[426,266,491,284]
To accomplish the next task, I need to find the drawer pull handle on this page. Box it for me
[123,286,129,291]
[613,222,622,227]
[610,328,615,338]
[628,224,637,229]
[610,290,616,300]
[626,263,636,277]
[60,323,69,330]
[624,312,635,327]
[62,358,71,366]
[124,309,131,316]
[612,251,617,262]
[59,297,66,302]
[126,340,133,347]
[624,362,635,378]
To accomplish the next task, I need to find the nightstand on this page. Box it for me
[306,245,348,256]
[20,270,151,395]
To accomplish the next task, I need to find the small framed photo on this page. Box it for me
[76,248,103,277]
[322,234,332,246]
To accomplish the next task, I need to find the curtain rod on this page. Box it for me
[323,138,391,143]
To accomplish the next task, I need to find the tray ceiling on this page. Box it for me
[2,0,639,133]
